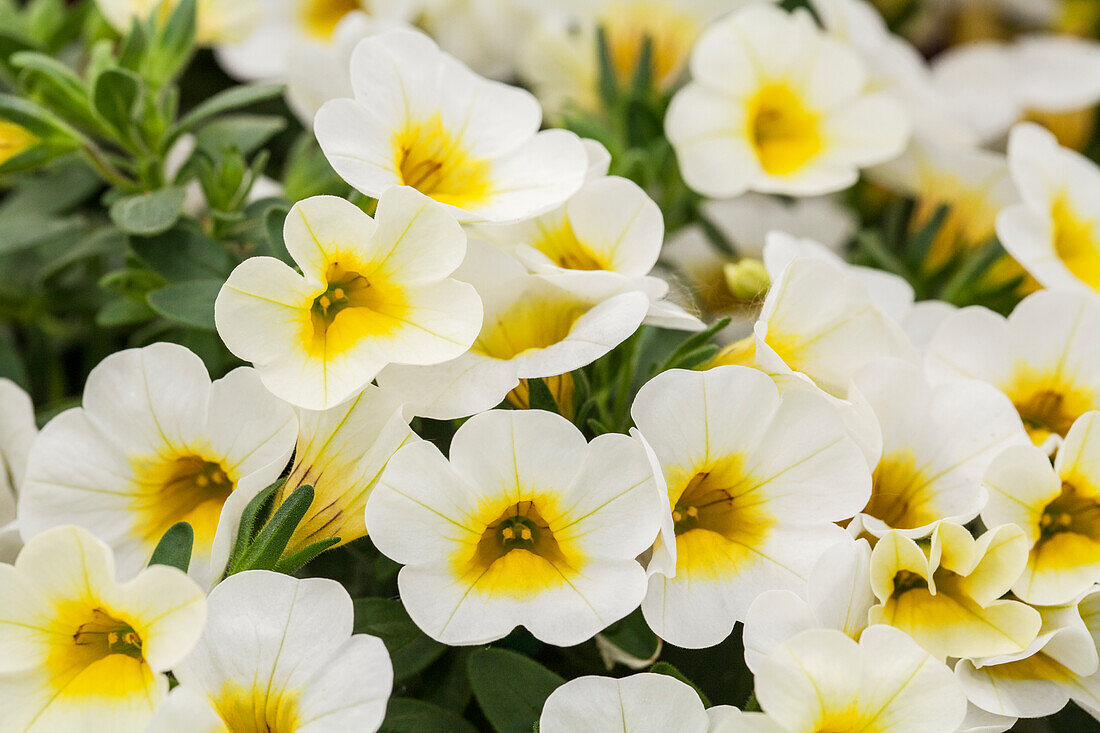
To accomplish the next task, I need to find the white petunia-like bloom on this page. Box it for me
[998,123,1100,294]
[956,586,1100,720]
[215,188,483,411]
[539,672,710,733]
[94,0,262,46]
[315,28,588,223]
[665,3,909,198]
[983,412,1100,606]
[927,289,1100,452]
[869,522,1041,661]
[150,570,392,733]
[631,365,870,648]
[0,378,36,561]
[377,240,648,420]
[850,358,1029,538]
[0,525,207,732]
[712,626,968,733]
[18,343,297,588]
[365,409,662,646]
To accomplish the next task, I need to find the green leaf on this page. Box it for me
[172,83,283,139]
[10,51,97,129]
[526,377,559,414]
[352,598,448,682]
[272,537,339,574]
[0,92,80,140]
[131,223,234,281]
[145,278,221,330]
[144,0,195,85]
[99,267,165,298]
[90,67,143,138]
[594,26,619,107]
[648,661,710,707]
[195,114,285,157]
[262,203,293,264]
[599,607,659,662]
[96,296,156,327]
[149,521,193,572]
[232,484,315,573]
[379,699,478,733]
[631,34,654,95]
[656,317,730,374]
[0,139,78,174]
[225,480,282,576]
[906,203,949,271]
[109,187,187,236]
[468,648,564,733]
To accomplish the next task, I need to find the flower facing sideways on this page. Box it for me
[365,409,662,646]
[0,526,206,732]
[150,570,392,733]
[18,343,297,588]
[215,188,483,410]
[539,672,711,733]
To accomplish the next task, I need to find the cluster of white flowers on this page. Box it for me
[7,0,1100,731]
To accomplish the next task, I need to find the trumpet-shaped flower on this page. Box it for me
[276,385,413,557]
[150,570,392,732]
[869,522,1041,660]
[850,358,1029,537]
[0,379,36,561]
[983,412,1100,606]
[927,289,1100,451]
[18,343,297,588]
[665,4,908,198]
[631,366,870,648]
[377,241,648,420]
[539,672,710,733]
[712,626,968,733]
[0,525,206,732]
[998,123,1100,294]
[215,188,482,410]
[315,29,588,223]
[365,409,662,646]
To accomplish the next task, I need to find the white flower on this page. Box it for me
[926,289,1100,451]
[377,241,648,420]
[150,570,392,732]
[539,672,710,733]
[365,409,662,646]
[315,28,588,223]
[998,122,1100,294]
[631,365,870,648]
[215,188,483,411]
[665,3,908,198]
[0,379,36,561]
[0,525,206,732]
[417,0,539,81]
[18,343,297,588]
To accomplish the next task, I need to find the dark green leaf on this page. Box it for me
[631,35,654,94]
[649,661,710,707]
[96,296,156,327]
[656,317,730,374]
[233,484,314,573]
[109,187,187,236]
[131,223,234,281]
[906,203,949,271]
[352,598,448,682]
[145,278,221,330]
[149,521,193,572]
[526,378,558,414]
[594,26,619,107]
[599,607,659,662]
[262,203,293,264]
[468,648,564,733]
[99,267,165,298]
[225,480,282,576]
[172,83,284,139]
[379,699,478,733]
[272,537,340,574]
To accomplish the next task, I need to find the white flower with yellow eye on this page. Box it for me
[94,0,262,47]
[215,189,483,411]
[315,28,588,224]
[17,343,297,589]
[665,3,909,199]
[927,289,1100,451]
[956,586,1100,720]
[998,123,1100,294]
[983,412,1100,606]
[630,365,871,648]
[539,672,710,733]
[149,570,392,733]
[711,626,968,733]
[0,379,36,561]
[365,409,662,646]
[869,522,1041,661]
[850,358,1029,538]
[0,525,206,732]
[377,241,648,420]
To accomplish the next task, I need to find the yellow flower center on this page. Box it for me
[306,260,408,358]
[864,452,938,531]
[529,219,609,271]
[473,296,587,360]
[599,1,701,87]
[1007,372,1095,447]
[393,114,492,209]
[747,83,822,176]
[1050,194,1100,290]
[1039,481,1100,543]
[132,453,234,552]
[890,569,930,598]
[298,0,359,39]
[45,604,152,699]
[213,681,301,733]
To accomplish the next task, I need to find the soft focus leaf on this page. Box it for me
[145,278,221,329]
[109,187,186,235]
[352,598,448,681]
[468,648,564,733]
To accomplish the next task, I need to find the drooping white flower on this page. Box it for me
[215,188,483,411]
[150,570,392,732]
[665,3,909,198]
[0,525,206,732]
[539,673,710,733]
[18,343,297,588]
[365,409,662,646]
[0,378,36,561]
[631,365,870,648]
[315,28,588,223]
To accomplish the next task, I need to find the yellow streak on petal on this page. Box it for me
[529,219,609,271]
[473,296,587,360]
[298,0,359,40]
[393,113,492,210]
[212,680,301,733]
[1051,194,1100,290]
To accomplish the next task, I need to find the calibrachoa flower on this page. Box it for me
[868,522,1041,660]
[539,672,711,733]
[983,411,1100,605]
[0,525,207,732]
[364,409,662,645]
[665,3,909,198]
[18,343,297,588]
[0,378,36,561]
[150,570,393,732]
[215,188,483,410]
[630,365,870,648]
[315,28,588,223]
[713,626,968,733]
[927,289,1100,451]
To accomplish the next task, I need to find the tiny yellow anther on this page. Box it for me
[501,527,515,540]
[672,511,683,523]
[332,288,346,300]
[686,506,699,518]
[520,527,533,541]
[196,475,210,488]
[319,295,332,309]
